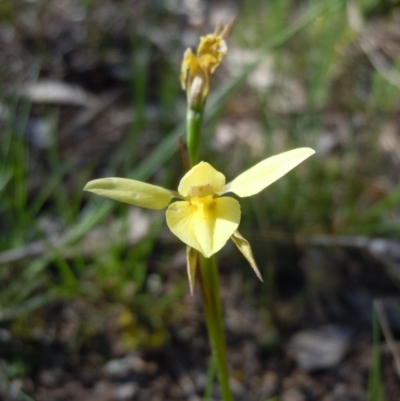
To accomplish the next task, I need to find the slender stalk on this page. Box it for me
[185,61,232,401]
[186,108,203,166]
[199,254,233,401]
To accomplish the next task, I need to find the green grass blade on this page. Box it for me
[367,304,385,401]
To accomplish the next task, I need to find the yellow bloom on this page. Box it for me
[84,148,315,293]
[180,20,233,108]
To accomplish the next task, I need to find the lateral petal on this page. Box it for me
[166,200,213,257]
[186,246,198,295]
[166,196,240,258]
[212,197,241,255]
[231,231,263,281]
[222,148,315,197]
[180,48,196,90]
[84,178,177,210]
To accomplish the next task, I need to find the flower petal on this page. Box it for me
[196,19,233,74]
[186,246,198,295]
[84,178,176,210]
[178,161,226,197]
[166,200,210,255]
[222,148,315,197]
[231,231,263,281]
[197,35,227,74]
[212,197,241,255]
[180,48,197,90]
[166,196,240,258]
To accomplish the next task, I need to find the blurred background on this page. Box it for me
[1,0,400,400]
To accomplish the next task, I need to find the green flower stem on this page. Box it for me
[199,254,233,401]
[185,80,231,400]
[186,107,203,166]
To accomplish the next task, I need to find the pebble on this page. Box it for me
[287,325,352,371]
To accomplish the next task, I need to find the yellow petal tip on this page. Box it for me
[231,231,263,281]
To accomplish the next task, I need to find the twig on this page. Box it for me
[59,88,126,138]
[359,36,400,90]
[0,238,65,265]
[373,299,400,379]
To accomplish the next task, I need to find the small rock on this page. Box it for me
[281,388,306,401]
[0,329,11,342]
[113,382,137,400]
[104,354,145,377]
[38,369,62,387]
[287,325,352,371]
[260,371,278,398]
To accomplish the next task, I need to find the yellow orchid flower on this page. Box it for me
[180,20,233,108]
[84,148,315,293]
